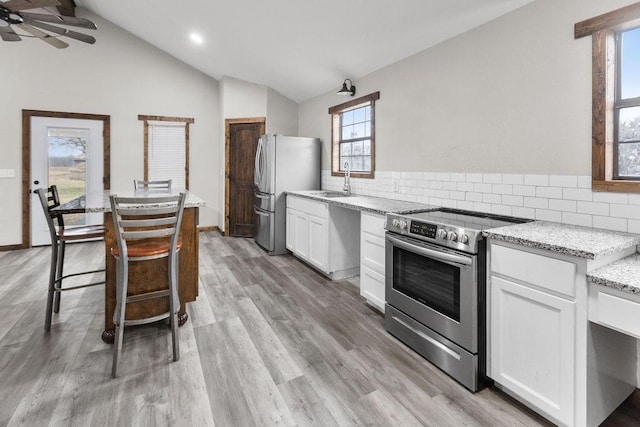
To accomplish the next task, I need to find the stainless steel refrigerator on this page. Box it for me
[254,134,320,255]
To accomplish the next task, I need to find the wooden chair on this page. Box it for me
[109,192,186,377]
[34,186,106,332]
[133,179,172,190]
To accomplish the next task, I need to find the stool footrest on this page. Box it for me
[126,289,171,304]
[123,312,171,327]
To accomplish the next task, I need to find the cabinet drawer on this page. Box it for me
[361,212,385,234]
[491,243,576,298]
[361,232,385,274]
[592,291,640,339]
[293,197,328,219]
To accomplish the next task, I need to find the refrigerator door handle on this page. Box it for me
[254,137,262,189]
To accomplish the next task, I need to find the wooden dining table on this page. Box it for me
[53,189,205,343]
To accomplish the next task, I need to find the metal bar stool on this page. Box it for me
[109,192,186,377]
[133,179,172,190]
[35,186,106,332]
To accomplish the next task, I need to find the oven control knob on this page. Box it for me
[392,219,400,228]
[448,231,458,242]
[437,229,448,239]
[460,234,469,244]
[399,220,408,230]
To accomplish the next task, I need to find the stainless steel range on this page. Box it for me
[385,208,529,391]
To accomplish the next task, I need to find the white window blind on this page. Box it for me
[148,120,186,189]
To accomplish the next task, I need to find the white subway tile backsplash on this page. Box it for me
[549,175,578,188]
[502,174,524,185]
[512,207,536,219]
[524,174,549,186]
[492,204,512,216]
[593,215,628,232]
[629,194,640,205]
[563,188,593,201]
[323,171,639,234]
[592,192,629,204]
[513,185,536,197]
[535,209,562,222]
[536,186,563,199]
[473,202,492,212]
[443,181,457,191]
[562,212,592,227]
[502,195,524,206]
[492,184,513,195]
[549,199,576,212]
[524,197,548,209]
[457,182,474,192]
[483,174,502,184]
[474,183,492,193]
[610,204,640,219]
[466,192,482,202]
[577,201,609,216]
[466,173,483,183]
[577,176,591,189]
[483,194,502,204]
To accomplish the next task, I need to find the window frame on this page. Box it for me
[575,3,640,193]
[138,115,194,190]
[329,91,380,179]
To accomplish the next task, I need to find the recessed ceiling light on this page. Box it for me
[190,33,203,45]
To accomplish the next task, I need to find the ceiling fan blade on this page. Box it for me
[0,25,21,41]
[28,20,95,43]
[1,0,60,11]
[15,23,67,48]
[20,11,96,29]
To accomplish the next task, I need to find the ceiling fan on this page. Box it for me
[0,0,96,48]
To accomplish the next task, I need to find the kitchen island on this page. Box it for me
[54,189,206,343]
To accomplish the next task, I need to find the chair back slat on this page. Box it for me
[35,186,65,237]
[109,192,186,259]
[133,179,172,190]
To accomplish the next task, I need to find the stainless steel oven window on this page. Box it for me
[392,245,461,321]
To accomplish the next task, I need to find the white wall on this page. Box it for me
[218,76,298,230]
[299,0,637,176]
[0,8,220,246]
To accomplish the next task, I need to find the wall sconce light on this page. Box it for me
[337,79,356,96]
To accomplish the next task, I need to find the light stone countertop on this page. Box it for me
[483,221,640,260]
[587,253,640,295]
[54,189,206,214]
[286,190,438,215]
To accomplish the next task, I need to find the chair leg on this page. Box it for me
[53,240,65,313]
[44,240,59,332]
[112,258,128,378]
[169,253,180,362]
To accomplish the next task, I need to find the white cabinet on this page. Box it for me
[490,275,575,426]
[286,195,360,279]
[360,212,386,312]
[488,240,637,427]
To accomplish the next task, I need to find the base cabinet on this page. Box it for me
[488,240,637,427]
[491,275,575,426]
[286,195,360,279]
[360,212,386,312]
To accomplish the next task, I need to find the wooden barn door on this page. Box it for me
[225,118,265,237]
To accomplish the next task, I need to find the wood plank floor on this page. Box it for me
[1,231,638,426]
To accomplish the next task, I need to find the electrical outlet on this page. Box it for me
[0,169,15,178]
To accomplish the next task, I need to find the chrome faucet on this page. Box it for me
[343,161,351,195]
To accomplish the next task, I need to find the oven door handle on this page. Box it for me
[386,234,473,266]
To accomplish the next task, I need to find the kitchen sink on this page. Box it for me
[313,191,354,198]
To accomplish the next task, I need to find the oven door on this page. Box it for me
[385,232,478,353]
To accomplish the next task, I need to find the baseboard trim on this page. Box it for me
[198,225,220,233]
[0,243,28,252]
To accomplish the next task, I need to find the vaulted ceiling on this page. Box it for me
[74,0,532,103]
